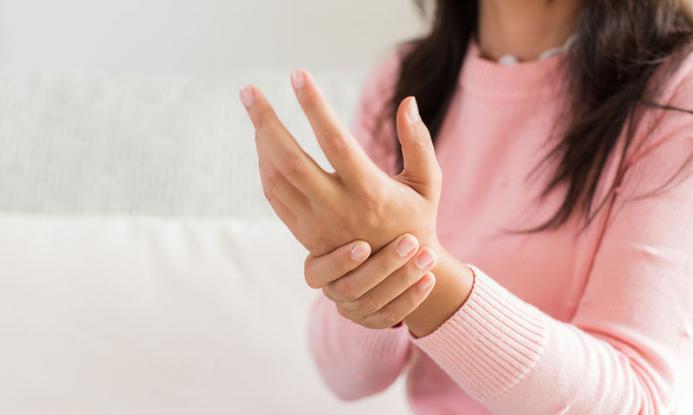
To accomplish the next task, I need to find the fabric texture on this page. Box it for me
[0,68,367,217]
[308,41,693,414]
[0,216,411,414]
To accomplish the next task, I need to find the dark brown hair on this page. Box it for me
[388,0,693,232]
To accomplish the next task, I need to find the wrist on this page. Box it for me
[404,247,474,338]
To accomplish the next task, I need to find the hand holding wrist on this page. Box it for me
[404,247,475,338]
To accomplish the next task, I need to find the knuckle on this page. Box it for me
[305,233,336,259]
[323,132,348,155]
[379,258,400,278]
[356,291,380,315]
[379,247,410,274]
[261,172,280,201]
[339,252,357,273]
[331,278,358,302]
[262,166,281,188]
[371,258,394,280]
[278,155,306,179]
[303,268,320,289]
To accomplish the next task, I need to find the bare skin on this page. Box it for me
[478,0,582,61]
[241,1,582,337]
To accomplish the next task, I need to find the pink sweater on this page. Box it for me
[308,42,693,414]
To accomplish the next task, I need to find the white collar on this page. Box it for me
[496,34,577,66]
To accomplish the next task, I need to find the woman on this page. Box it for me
[240,0,693,413]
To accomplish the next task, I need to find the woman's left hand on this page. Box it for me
[304,234,438,329]
[240,70,443,257]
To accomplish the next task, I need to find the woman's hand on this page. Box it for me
[304,234,438,329]
[241,71,474,337]
[240,70,442,257]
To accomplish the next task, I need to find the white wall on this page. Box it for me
[0,0,425,75]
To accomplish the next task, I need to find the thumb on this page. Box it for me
[395,96,442,197]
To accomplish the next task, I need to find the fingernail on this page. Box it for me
[350,242,369,262]
[419,273,436,290]
[407,97,420,124]
[239,86,255,108]
[291,70,306,90]
[415,249,436,270]
[396,235,418,257]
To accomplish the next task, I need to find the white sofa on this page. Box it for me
[0,69,411,414]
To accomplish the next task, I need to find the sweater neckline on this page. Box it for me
[459,40,569,98]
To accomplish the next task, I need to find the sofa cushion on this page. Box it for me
[0,216,408,414]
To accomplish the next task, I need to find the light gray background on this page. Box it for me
[0,1,425,216]
[0,0,424,75]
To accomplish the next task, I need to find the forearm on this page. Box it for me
[410,265,676,414]
[307,293,412,401]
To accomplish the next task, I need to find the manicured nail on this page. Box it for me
[396,235,418,257]
[419,273,436,290]
[239,86,255,108]
[350,242,369,262]
[415,249,436,270]
[407,97,421,124]
[291,70,306,90]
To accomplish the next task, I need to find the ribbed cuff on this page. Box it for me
[333,311,410,359]
[313,293,410,359]
[411,264,547,401]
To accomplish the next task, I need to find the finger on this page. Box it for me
[395,97,442,197]
[290,70,376,183]
[342,247,437,320]
[263,186,298,232]
[325,234,419,302]
[240,84,331,197]
[362,273,436,329]
[257,137,312,215]
[304,240,371,289]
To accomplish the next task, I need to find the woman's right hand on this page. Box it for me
[304,234,438,329]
